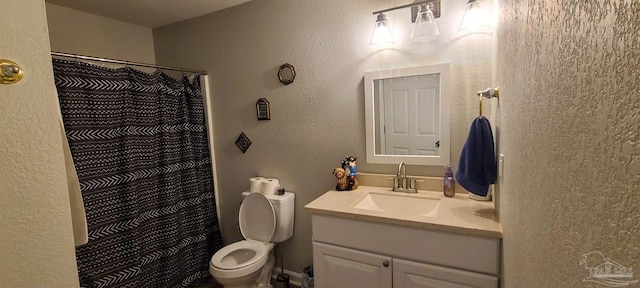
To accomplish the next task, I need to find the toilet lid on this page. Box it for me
[239,192,275,243]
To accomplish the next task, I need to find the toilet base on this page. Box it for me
[255,252,275,288]
[216,251,275,288]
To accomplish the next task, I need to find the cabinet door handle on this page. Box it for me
[383,260,389,267]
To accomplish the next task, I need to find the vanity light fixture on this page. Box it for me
[458,0,494,33]
[370,0,441,46]
[410,4,440,40]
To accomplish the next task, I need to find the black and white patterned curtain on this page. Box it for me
[53,58,223,288]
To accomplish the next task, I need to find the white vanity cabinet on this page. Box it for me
[393,258,498,288]
[311,214,500,288]
[313,242,392,288]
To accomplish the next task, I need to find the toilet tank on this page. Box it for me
[242,192,295,243]
[265,192,295,242]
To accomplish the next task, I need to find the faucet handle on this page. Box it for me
[386,177,400,189]
[389,176,409,189]
[408,178,425,189]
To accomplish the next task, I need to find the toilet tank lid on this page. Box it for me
[242,191,295,204]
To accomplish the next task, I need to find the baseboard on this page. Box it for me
[271,267,302,288]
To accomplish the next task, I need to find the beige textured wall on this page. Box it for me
[496,0,640,287]
[0,1,79,287]
[46,3,156,64]
[154,0,494,273]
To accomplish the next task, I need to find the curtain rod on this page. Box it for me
[51,51,207,75]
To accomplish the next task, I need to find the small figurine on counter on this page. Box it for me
[336,155,359,191]
[332,167,348,191]
[345,156,357,177]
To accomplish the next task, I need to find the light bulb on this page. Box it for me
[410,4,439,41]
[370,13,395,45]
[459,0,494,33]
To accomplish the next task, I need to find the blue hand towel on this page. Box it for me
[456,117,496,196]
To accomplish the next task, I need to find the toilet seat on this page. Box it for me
[209,193,277,280]
[211,240,269,270]
[209,241,274,279]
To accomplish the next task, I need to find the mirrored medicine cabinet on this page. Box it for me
[364,64,450,166]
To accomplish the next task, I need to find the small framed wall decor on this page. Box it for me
[235,132,252,153]
[256,98,271,121]
[278,63,296,85]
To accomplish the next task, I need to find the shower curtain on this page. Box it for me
[53,58,223,288]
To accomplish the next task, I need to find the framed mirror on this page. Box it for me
[364,64,450,166]
[278,63,296,85]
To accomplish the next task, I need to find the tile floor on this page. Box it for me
[195,277,222,288]
[195,276,301,288]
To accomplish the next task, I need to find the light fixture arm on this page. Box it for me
[372,0,440,16]
[369,0,441,45]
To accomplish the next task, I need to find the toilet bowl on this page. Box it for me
[210,192,295,288]
[210,241,275,288]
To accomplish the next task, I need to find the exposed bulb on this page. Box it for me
[411,4,439,41]
[370,13,395,45]
[459,0,494,33]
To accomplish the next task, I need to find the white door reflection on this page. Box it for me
[375,73,440,156]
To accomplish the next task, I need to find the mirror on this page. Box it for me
[278,63,296,85]
[364,64,450,166]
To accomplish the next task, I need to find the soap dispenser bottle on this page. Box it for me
[443,165,455,198]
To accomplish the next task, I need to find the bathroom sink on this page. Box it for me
[353,192,440,217]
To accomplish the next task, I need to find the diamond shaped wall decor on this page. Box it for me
[235,132,252,154]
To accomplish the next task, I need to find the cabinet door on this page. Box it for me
[313,242,392,288]
[393,258,498,288]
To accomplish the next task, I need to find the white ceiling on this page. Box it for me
[45,0,252,28]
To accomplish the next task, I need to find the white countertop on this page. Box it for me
[305,186,502,238]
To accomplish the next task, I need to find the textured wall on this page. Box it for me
[154,0,494,273]
[0,1,79,287]
[496,0,640,286]
[46,3,156,64]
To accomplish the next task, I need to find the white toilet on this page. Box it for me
[210,191,295,288]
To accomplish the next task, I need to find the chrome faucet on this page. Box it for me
[392,162,418,193]
[397,161,406,179]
